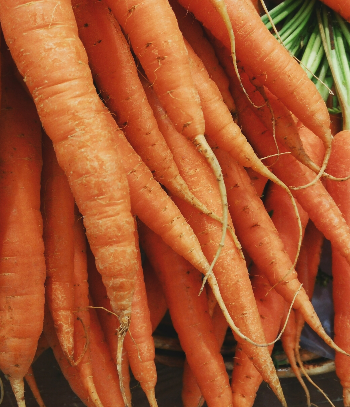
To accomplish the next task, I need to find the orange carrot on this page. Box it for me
[142,82,286,405]
[88,231,158,407]
[24,367,46,407]
[72,207,104,407]
[139,222,233,407]
[325,130,350,406]
[72,0,213,217]
[142,258,168,333]
[106,0,231,255]
[0,47,46,407]
[41,133,76,363]
[87,247,132,406]
[168,0,235,113]
[177,0,333,159]
[319,0,350,21]
[0,0,140,345]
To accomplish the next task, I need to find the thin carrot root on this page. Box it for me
[192,134,230,289]
[24,367,47,407]
[9,378,26,407]
[117,320,131,407]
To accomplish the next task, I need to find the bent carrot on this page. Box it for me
[178,0,333,157]
[0,0,140,346]
[0,47,46,407]
[142,83,286,404]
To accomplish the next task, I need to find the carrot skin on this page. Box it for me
[325,130,350,405]
[139,222,233,407]
[41,134,76,363]
[0,48,46,406]
[177,0,332,148]
[168,0,235,113]
[106,0,205,141]
[72,0,203,210]
[143,79,285,404]
[0,0,140,329]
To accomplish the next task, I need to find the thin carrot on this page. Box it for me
[168,0,236,113]
[0,0,140,349]
[142,258,168,333]
[43,307,96,407]
[41,133,76,364]
[24,367,46,407]
[87,248,132,406]
[72,207,104,407]
[0,47,46,407]
[230,269,285,407]
[139,221,233,407]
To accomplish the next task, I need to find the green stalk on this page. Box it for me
[261,0,304,30]
[318,7,350,129]
[279,0,316,43]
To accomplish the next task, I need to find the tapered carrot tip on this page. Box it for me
[10,378,26,407]
[145,389,159,407]
[343,388,350,407]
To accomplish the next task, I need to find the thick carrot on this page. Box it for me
[0,0,140,342]
[0,47,46,407]
[72,0,213,218]
[41,133,76,363]
[139,222,233,407]
[142,83,286,404]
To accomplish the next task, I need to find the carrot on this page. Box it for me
[88,231,159,407]
[24,367,46,407]
[177,0,333,162]
[139,221,233,407]
[41,133,76,364]
[142,258,168,333]
[0,0,140,349]
[230,269,285,407]
[168,0,235,113]
[106,0,230,263]
[43,308,96,407]
[87,248,132,406]
[325,131,350,406]
[72,207,104,407]
[0,47,46,407]
[72,0,214,219]
[142,82,286,405]
[319,0,350,22]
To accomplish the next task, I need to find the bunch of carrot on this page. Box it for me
[0,0,350,406]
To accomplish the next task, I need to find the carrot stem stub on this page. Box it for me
[0,0,139,333]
